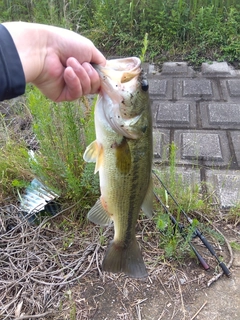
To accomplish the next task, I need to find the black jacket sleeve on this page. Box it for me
[0,24,26,101]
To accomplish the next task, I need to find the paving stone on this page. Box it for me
[176,79,220,100]
[153,166,201,190]
[181,132,222,161]
[220,79,240,102]
[161,62,188,75]
[153,129,170,161]
[174,167,201,190]
[147,61,240,208]
[201,62,232,76]
[148,79,172,98]
[183,79,213,97]
[230,132,240,166]
[152,101,196,128]
[206,170,240,208]
[200,103,240,129]
[227,79,240,97]
[174,130,231,167]
[148,64,160,75]
[141,62,149,74]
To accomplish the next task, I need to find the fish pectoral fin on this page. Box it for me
[83,140,103,173]
[83,140,99,163]
[87,198,112,226]
[141,176,153,218]
[102,238,148,279]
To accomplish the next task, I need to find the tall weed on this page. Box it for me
[26,87,99,213]
[0,0,239,64]
[0,140,33,201]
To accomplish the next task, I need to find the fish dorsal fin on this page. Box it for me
[141,176,153,218]
[83,140,103,173]
[87,198,112,226]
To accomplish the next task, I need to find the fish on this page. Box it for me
[83,57,153,278]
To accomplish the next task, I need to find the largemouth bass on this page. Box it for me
[83,57,153,278]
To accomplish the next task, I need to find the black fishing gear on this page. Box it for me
[153,170,231,277]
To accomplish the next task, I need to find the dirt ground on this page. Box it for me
[71,262,240,320]
[1,206,239,320]
[58,223,240,320]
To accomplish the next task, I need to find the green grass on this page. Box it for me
[153,166,225,264]
[26,86,99,216]
[0,0,239,66]
[0,140,33,201]
[0,87,99,220]
[154,175,205,263]
[230,241,240,251]
[153,143,211,262]
[226,204,240,225]
[140,33,149,63]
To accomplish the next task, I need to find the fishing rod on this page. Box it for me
[152,170,231,276]
[153,191,210,271]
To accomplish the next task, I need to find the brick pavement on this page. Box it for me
[148,61,240,208]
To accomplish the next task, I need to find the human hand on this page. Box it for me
[3,22,106,102]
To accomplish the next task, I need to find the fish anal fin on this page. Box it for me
[83,140,103,174]
[87,198,112,226]
[141,177,153,218]
[102,238,148,279]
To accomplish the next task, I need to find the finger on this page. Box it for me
[67,58,100,95]
[56,67,82,102]
[82,62,101,94]
[57,58,101,101]
[67,58,92,95]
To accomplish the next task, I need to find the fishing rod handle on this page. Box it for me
[195,251,210,271]
[219,262,231,277]
[197,232,216,256]
[189,243,210,270]
[199,232,231,276]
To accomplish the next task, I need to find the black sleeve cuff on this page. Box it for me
[0,24,26,101]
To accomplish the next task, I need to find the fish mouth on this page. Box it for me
[92,57,141,84]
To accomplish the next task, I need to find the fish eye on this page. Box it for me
[141,79,149,91]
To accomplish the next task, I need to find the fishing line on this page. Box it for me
[152,170,231,276]
[153,190,210,271]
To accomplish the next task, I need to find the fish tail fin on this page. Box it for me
[102,238,148,278]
